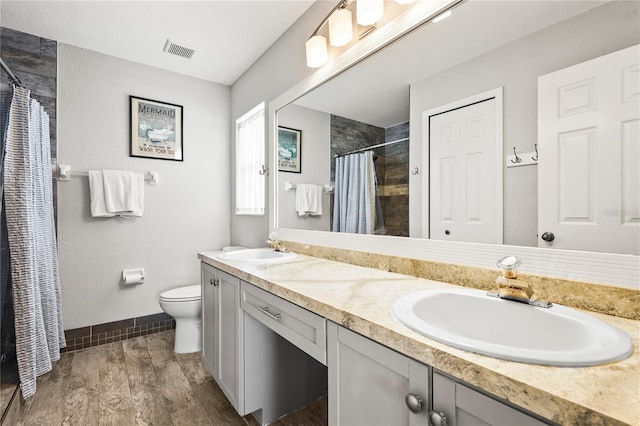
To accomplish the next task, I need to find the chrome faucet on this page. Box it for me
[265,233,288,252]
[488,256,552,308]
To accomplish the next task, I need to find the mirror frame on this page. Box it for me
[268,0,639,289]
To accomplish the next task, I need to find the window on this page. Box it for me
[235,102,265,215]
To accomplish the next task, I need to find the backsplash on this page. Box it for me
[284,241,640,320]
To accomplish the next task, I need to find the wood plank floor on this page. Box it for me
[1,330,327,425]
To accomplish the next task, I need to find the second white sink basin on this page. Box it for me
[392,288,633,367]
[218,248,297,263]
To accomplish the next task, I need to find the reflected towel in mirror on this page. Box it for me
[295,184,323,217]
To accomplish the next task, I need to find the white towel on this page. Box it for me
[88,170,144,218]
[295,184,323,217]
[88,170,115,217]
[126,173,144,217]
[102,169,136,213]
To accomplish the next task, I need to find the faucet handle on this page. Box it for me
[495,276,534,303]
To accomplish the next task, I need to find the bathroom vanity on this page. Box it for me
[199,251,639,426]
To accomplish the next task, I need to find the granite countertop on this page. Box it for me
[198,251,640,426]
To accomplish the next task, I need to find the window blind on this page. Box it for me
[235,102,265,215]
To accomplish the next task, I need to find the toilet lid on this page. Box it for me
[159,285,201,302]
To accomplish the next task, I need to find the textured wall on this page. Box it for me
[277,104,331,232]
[57,44,230,329]
[229,2,335,248]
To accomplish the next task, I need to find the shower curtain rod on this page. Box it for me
[0,57,23,87]
[334,137,409,158]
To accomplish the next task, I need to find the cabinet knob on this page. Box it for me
[210,278,219,286]
[428,411,448,426]
[405,393,423,414]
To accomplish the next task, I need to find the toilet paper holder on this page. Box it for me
[122,268,145,285]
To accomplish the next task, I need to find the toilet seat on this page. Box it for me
[159,285,201,302]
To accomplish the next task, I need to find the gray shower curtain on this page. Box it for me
[332,151,379,234]
[3,86,65,398]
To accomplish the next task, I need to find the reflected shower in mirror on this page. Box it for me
[276,0,640,255]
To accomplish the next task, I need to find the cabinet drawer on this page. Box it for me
[241,281,326,365]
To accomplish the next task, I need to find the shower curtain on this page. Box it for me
[3,86,65,398]
[332,151,381,234]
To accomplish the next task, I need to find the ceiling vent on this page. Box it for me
[162,39,195,59]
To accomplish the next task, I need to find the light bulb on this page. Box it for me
[305,35,328,68]
[329,8,353,47]
[357,0,384,26]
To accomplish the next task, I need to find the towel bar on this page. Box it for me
[57,165,159,186]
[284,181,333,193]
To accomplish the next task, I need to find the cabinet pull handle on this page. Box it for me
[210,278,219,286]
[405,393,423,414]
[428,411,448,426]
[259,306,281,321]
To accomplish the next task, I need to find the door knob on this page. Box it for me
[405,393,423,414]
[428,411,448,426]
[541,232,555,242]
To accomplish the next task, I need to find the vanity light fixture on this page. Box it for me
[306,35,329,68]
[306,0,352,68]
[305,0,418,68]
[329,6,354,47]
[431,9,452,23]
[357,0,384,26]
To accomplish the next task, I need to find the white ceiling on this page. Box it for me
[0,0,316,86]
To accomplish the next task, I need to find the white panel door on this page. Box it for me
[428,97,501,243]
[538,44,640,254]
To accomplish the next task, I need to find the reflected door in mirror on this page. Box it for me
[427,95,501,244]
[538,44,640,255]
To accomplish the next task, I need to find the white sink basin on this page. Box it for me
[392,288,633,367]
[217,248,297,263]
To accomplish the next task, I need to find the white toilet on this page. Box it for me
[159,285,202,353]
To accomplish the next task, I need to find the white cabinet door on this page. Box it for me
[200,264,244,414]
[201,263,217,378]
[538,44,640,255]
[328,322,430,426]
[216,268,243,411]
[432,371,548,426]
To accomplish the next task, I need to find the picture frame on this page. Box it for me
[130,96,183,161]
[278,126,301,173]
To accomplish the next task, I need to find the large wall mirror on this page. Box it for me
[275,0,640,258]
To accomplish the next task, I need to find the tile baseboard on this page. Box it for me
[61,313,175,352]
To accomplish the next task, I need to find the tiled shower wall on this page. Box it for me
[382,122,409,237]
[330,115,409,236]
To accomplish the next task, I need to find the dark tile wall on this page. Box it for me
[329,115,409,236]
[1,27,57,158]
[382,122,409,237]
[61,313,176,353]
